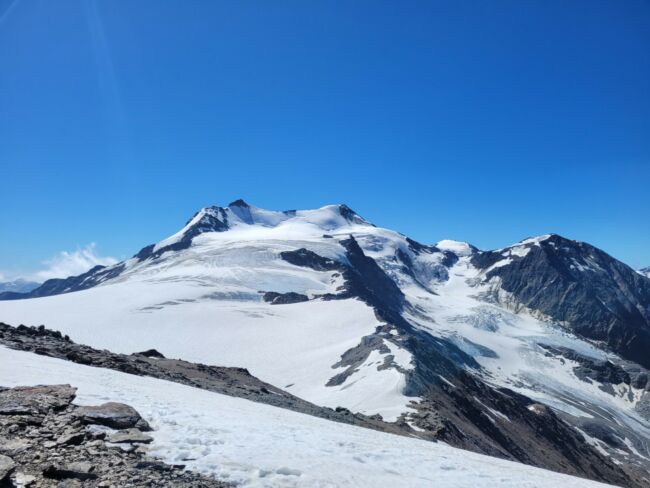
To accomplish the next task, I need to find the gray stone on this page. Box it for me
[0,454,16,481]
[107,428,153,444]
[75,402,151,431]
[0,385,76,415]
[56,432,84,446]
[66,462,94,474]
[0,438,30,456]
[43,462,97,481]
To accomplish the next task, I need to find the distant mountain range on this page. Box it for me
[1,200,649,487]
[0,278,40,294]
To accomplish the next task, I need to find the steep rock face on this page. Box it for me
[472,234,650,368]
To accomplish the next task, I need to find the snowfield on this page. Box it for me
[0,286,415,421]
[0,346,613,488]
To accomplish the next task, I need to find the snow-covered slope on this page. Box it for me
[0,346,612,488]
[0,200,648,486]
[0,202,420,421]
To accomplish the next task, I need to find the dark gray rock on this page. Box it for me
[76,403,151,431]
[0,384,76,416]
[56,432,85,446]
[134,349,166,359]
[262,291,309,305]
[43,462,97,481]
[108,429,153,444]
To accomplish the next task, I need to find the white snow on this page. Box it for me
[0,346,613,488]
[0,287,417,420]
[436,240,474,256]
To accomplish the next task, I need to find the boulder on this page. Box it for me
[43,462,97,481]
[0,454,15,481]
[56,432,85,446]
[134,349,166,359]
[0,385,76,415]
[75,402,151,431]
[107,428,153,444]
[0,438,29,456]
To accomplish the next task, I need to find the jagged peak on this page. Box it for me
[228,198,250,208]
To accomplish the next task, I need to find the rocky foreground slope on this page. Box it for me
[0,384,228,487]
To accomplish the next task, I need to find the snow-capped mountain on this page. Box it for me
[1,200,649,487]
[641,267,650,279]
[471,234,650,368]
[0,278,40,294]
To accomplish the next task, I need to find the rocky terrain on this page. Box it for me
[0,383,228,487]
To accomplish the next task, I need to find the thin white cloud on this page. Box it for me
[30,243,118,282]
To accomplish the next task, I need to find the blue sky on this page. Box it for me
[1,0,648,280]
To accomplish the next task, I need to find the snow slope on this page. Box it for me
[0,346,612,488]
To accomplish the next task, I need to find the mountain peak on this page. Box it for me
[228,199,250,208]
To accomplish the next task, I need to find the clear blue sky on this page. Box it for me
[1,0,649,279]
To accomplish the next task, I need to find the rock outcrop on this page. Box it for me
[0,384,229,487]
